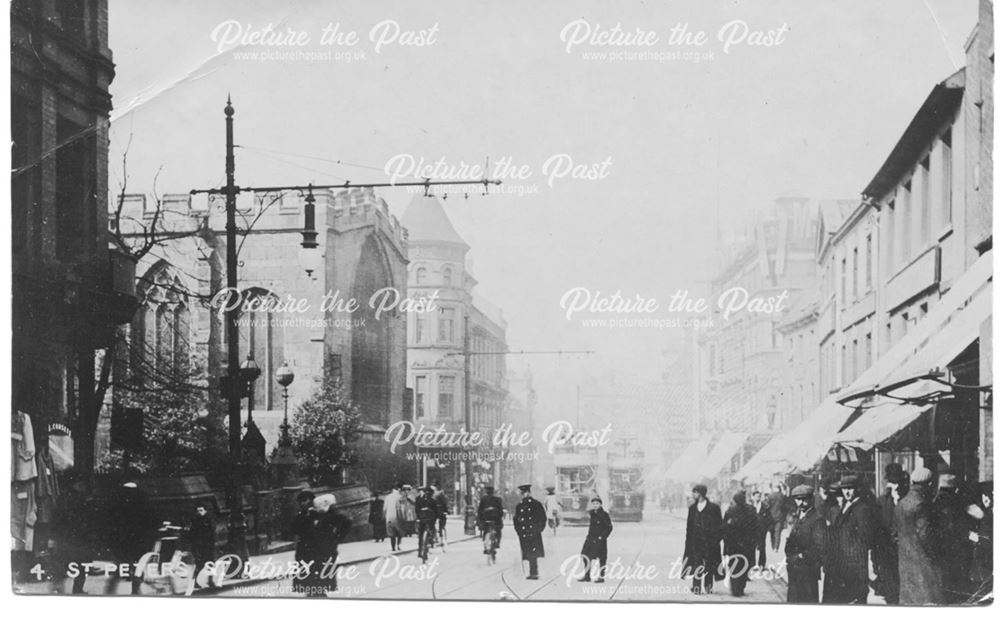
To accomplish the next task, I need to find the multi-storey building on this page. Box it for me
[402,195,509,506]
[743,2,993,486]
[11,0,138,481]
[697,197,820,436]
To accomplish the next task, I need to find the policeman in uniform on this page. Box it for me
[513,484,547,579]
[785,484,827,603]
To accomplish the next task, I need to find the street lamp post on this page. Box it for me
[276,362,295,438]
[271,362,298,486]
[240,353,262,424]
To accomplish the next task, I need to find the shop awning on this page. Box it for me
[664,435,712,482]
[749,252,992,474]
[833,403,933,449]
[738,434,792,481]
[701,432,749,477]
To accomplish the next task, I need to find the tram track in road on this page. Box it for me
[607,516,649,601]
[364,537,496,598]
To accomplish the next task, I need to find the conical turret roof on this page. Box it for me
[401,194,468,247]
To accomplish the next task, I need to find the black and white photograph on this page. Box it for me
[7,0,996,606]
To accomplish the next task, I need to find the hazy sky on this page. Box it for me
[107,0,979,415]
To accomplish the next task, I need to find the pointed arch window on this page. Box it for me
[133,264,192,381]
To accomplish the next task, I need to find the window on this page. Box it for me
[12,95,40,256]
[244,289,285,408]
[919,157,930,246]
[865,234,873,289]
[415,267,427,285]
[439,307,455,343]
[852,339,859,381]
[415,313,427,343]
[885,200,896,273]
[415,376,427,419]
[133,267,192,381]
[840,257,847,302]
[841,344,848,386]
[56,0,86,44]
[438,376,455,419]
[864,333,872,371]
[56,118,96,260]
[941,129,953,226]
[900,182,912,264]
[442,266,453,287]
[852,246,859,299]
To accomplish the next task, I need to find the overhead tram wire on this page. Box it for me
[236,144,387,173]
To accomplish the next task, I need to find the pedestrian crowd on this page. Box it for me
[680,466,993,605]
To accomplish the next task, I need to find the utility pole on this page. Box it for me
[463,310,473,533]
[223,96,248,564]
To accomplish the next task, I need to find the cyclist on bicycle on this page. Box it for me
[415,486,439,560]
[477,486,505,552]
[431,481,449,541]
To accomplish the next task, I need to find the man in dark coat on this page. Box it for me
[311,494,352,595]
[933,473,973,603]
[104,482,159,595]
[820,480,845,603]
[682,484,723,594]
[577,496,613,582]
[291,490,319,595]
[785,484,826,603]
[896,468,946,605]
[767,483,794,552]
[415,486,440,561]
[722,490,757,597]
[368,491,386,542]
[827,475,877,604]
[477,486,505,550]
[513,484,547,579]
[750,490,772,569]
[873,463,907,604]
[187,505,216,589]
[50,477,94,594]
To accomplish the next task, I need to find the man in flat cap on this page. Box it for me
[513,484,547,579]
[785,484,826,603]
[828,474,877,604]
[933,472,972,603]
[682,484,722,594]
[896,468,946,604]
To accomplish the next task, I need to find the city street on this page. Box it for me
[220,510,787,602]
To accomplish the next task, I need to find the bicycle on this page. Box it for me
[436,518,447,553]
[417,521,436,563]
[481,523,500,565]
